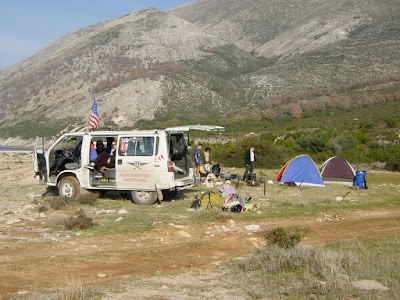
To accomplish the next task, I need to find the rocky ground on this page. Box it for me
[0,151,399,299]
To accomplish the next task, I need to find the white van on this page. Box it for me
[33,125,224,204]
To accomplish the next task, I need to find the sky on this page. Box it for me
[0,0,194,69]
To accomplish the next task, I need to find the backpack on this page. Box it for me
[222,196,258,212]
[212,163,221,176]
[191,199,201,209]
[353,170,368,189]
[191,191,224,209]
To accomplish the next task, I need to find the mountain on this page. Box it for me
[1,0,400,141]
[172,0,400,58]
[172,0,400,95]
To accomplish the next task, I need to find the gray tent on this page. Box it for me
[320,156,355,186]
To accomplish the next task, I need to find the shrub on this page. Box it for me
[44,212,70,229]
[264,227,302,249]
[77,192,99,206]
[56,277,100,300]
[47,196,73,210]
[386,158,400,172]
[36,205,48,214]
[65,209,94,230]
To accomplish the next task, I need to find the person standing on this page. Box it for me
[243,146,256,181]
[204,147,211,165]
[194,143,202,177]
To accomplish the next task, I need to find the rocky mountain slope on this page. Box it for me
[1,0,400,140]
[172,0,400,95]
[172,0,400,58]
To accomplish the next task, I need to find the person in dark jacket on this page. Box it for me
[243,146,256,181]
[86,140,117,178]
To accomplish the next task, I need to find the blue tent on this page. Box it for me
[276,155,325,187]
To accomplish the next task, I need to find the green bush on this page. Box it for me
[264,227,302,249]
[386,158,400,172]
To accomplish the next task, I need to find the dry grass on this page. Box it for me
[46,196,72,210]
[77,192,99,206]
[8,277,102,300]
[45,192,99,211]
[44,212,70,229]
[238,243,357,298]
[235,234,400,299]
[55,277,99,300]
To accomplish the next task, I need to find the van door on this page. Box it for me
[33,136,47,183]
[168,132,190,179]
[115,135,157,191]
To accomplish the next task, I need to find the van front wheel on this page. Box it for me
[58,176,80,199]
[130,191,158,205]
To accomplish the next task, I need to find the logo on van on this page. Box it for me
[154,154,164,162]
[128,161,148,170]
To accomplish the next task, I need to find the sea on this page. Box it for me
[0,146,32,152]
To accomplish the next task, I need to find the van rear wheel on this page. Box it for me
[130,191,158,205]
[58,176,80,199]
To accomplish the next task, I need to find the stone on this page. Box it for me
[6,218,22,225]
[178,230,191,238]
[351,280,389,291]
[244,224,260,231]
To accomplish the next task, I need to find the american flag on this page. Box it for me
[89,98,99,131]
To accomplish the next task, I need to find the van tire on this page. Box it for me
[130,191,158,205]
[58,176,80,199]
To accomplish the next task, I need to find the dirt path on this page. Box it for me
[1,208,400,297]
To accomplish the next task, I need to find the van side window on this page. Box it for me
[119,137,154,156]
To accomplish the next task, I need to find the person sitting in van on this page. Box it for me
[86,140,105,165]
[86,140,116,176]
[88,141,97,161]
[95,140,106,155]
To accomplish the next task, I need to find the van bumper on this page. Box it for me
[177,184,194,191]
[174,177,195,190]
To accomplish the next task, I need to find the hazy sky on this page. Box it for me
[0,0,194,69]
